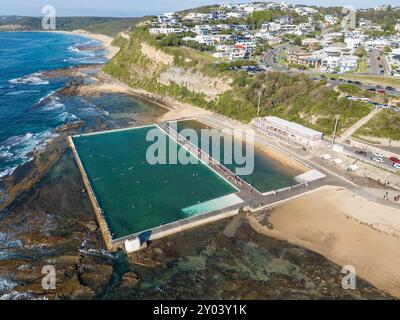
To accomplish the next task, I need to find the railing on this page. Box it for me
[159,122,261,195]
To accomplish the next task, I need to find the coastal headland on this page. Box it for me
[1,29,400,300]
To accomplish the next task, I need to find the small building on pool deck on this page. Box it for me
[251,116,324,149]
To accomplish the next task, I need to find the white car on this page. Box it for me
[373,152,385,158]
[372,157,385,164]
[393,163,400,170]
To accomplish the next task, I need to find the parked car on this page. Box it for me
[393,163,400,170]
[372,157,385,164]
[373,152,385,158]
[354,81,362,86]
[390,157,400,164]
[355,150,367,157]
[367,87,376,92]
[377,90,386,94]
[376,85,384,89]
[386,86,396,91]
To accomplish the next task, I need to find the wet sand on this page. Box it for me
[77,82,212,122]
[249,185,400,298]
[254,144,309,175]
[54,30,119,60]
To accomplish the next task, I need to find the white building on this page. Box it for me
[261,22,281,32]
[324,15,338,26]
[149,28,184,35]
[251,116,323,149]
[344,37,363,49]
[320,56,340,72]
[195,35,215,46]
[338,55,359,73]
[364,39,391,50]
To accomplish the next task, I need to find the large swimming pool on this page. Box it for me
[72,125,239,239]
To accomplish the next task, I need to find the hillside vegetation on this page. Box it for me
[355,110,400,141]
[0,16,146,36]
[104,28,373,135]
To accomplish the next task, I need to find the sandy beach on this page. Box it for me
[255,144,309,174]
[78,81,213,122]
[54,29,120,60]
[249,185,400,298]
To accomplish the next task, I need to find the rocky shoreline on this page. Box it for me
[0,62,394,300]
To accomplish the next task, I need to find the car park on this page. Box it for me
[390,157,400,164]
[372,157,385,164]
[373,152,385,158]
[355,150,367,157]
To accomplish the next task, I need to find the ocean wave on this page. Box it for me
[0,232,23,249]
[67,45,81,53]
[0,166,17,178]
[0,130,59,179]
[0,291,41,300]
[1,132,34,149]
[37,91,56,104]
[58,112,78,122]
[5,90,40,96]
[41,96,65,111]
[0,279,17,296]
[9,72,49,86]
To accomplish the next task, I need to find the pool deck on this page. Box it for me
[68,120,329,252]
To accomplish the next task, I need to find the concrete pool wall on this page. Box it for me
[68,125,243,251]
[69,120,326,252]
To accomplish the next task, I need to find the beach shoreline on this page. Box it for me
[52,29,120,60]
[248,185,400,298]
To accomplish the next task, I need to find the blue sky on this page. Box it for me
[1,0,399,17]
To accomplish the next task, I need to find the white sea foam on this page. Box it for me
[0,130,59,179]
[58,112,78,122]
[41,97,65,111]
[68,45,81,53]
[37,91,56,104]
[9,72,49,86]
[0,166,17,178]
[5,90,40,96]
[0,279,17,296]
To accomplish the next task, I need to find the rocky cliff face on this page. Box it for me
[104,31,232,107]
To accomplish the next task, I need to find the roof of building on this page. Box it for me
[255,116,323,138]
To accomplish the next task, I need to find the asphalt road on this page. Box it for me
[369,49,383,75]
[343,144,399,170]
[261,44,289,72]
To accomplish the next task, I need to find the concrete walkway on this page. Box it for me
[337,107,381,143]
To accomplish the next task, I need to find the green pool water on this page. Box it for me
[72,126,237,239]
[176,120,301,193]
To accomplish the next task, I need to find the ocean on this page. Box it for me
[0,31,108,178]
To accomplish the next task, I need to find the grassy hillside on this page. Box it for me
[0,16,146,36]
[104,27,373,136]
[355,110,400,141]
